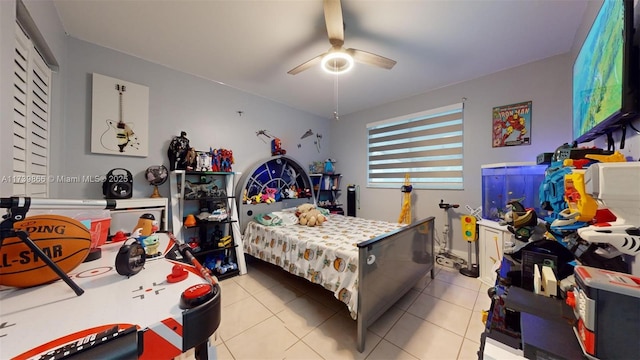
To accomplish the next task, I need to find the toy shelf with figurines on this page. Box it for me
[309,173,344,214]
[170,170,247,279]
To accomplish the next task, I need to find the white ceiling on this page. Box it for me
[53,0,588,119]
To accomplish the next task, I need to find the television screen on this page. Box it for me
[572,0,625,143]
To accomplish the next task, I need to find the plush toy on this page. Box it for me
[261,188,277,204]
[296,204,327,227]
[297,203,315,213]
[283,185,298,199]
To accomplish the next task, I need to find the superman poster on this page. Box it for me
[492,101,532,147]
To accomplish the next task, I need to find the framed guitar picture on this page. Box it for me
[91,73,149,157]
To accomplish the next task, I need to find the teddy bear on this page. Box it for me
[296,203,327,227]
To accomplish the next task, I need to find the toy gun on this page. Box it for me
[577,162,640,257]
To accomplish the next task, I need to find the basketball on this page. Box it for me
[0,214,92,288]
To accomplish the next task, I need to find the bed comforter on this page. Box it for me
[242,214,405,318]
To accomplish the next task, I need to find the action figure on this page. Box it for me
[167,131,190,170]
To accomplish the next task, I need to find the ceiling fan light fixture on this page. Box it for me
[321,51,353,74]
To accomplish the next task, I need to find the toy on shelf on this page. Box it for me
[196,151,212,172]
[217,235,232,248]
[183,178,225,200]
[324,159,336,174]
[203,148,234,172]
[185,147,197,170]
[188,238,201,252]
[167,131,190,171]
[261,188,277,204]
[220,149,234,172]
[203,254,238,275]
[184,214,197,227]
[282,185,298,199]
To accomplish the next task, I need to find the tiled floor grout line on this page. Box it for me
[216,264,485,360]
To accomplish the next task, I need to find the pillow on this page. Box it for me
[271,211,299,226]
[253,212,299,226]
[253,213,282,226]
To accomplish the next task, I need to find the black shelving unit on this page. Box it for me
[310,173,344,214]
[170,170,246,277]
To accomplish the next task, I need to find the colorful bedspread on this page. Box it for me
[242,214,405,318]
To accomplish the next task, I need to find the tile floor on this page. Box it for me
[181,257,492,360]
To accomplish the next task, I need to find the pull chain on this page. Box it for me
[333,71,340,121]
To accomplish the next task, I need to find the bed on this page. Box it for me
[235,156,435,352]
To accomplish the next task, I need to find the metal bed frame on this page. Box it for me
[236,156,435,352]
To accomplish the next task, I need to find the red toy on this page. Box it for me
[166,264,189,283]
[271,138,286,156]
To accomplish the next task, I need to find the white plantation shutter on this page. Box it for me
[13,23,51,197]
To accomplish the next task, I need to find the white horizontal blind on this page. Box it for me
[13,23,51,197]
[367,103,464,190]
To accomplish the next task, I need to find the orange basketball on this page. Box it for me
[0,214,92,288]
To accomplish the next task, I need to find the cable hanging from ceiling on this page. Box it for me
[333,67,340,121]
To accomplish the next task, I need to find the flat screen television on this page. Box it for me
[572,0,639,144]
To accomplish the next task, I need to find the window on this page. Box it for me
[367,103,464,190]
[13,23,52,197]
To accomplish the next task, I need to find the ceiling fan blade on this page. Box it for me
[347,48,397,70]
[324,0,344,46]
[287,54,325,75]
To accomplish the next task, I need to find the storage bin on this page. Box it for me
[481,162,547,221]
[27,209,111,249]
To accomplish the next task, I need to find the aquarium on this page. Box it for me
[481,162,547,221]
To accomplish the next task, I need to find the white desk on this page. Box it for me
[110,197,169,233]
[0,233,218,360]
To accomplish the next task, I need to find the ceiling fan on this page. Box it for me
[287,0,397,75]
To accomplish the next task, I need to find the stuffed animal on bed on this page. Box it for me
[296,203,327,227]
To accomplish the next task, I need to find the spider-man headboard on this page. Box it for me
[235,155,315,232]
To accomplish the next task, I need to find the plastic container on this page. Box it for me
[27,209,111,249]
[481,162,547,221]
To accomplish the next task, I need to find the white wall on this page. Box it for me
[59,37,331,200]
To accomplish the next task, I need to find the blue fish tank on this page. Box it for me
[481,162,547,221]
